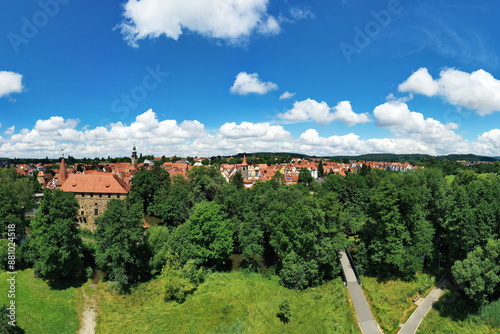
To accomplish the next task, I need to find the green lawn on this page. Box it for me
[361,274,435,334]
[417,291,500,334]
[0,269,80,334]
[144,214,162,226]
[96,271,360,334]
[445,175,455,184]
[445,173,497,184]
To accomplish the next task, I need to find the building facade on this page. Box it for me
[60,173,130,230]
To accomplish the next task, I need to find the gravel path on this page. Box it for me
[79,286,98,334]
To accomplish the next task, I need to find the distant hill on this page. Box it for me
[234,152,311,160]
[2,153,497,165]
[233,152,497,163]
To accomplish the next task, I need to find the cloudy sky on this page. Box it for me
[1,0,500,158]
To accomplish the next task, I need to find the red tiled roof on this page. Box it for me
[60,174,130,194]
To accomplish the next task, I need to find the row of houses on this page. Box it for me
[13,149,419,229]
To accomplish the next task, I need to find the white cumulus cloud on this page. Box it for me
[3,109,500,158]
[330,101,371,126]
[220,121,290,140]
[398,68,440,96]
[0,71,24,98]
[373,101,462,148]
[398,67,500,115]
[34,117,79,132]
[278,99,370,126]
[279,91,296,100]
[4,126,15,135]
[230,72,278,95]
[474,129,500,156]
[118,0,279,47]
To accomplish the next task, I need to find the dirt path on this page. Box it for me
[79,285,98,334]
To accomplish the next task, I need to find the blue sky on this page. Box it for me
[1,0,500,158]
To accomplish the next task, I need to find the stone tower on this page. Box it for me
[131,145,138,167]
[240,155,249,180]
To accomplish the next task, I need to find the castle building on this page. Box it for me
[60,173,130,230]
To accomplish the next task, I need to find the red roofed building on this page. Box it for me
[60,173,130,230]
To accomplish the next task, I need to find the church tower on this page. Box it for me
[131,145,138,167]
[240,155,249,180]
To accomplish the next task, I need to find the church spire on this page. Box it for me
[131,145,138,167]
[241,155,248,166]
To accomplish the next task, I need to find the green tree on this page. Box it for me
[149,176,193,226]
[318,160,325,178]
[161,255,206,303]
[0,305,25,333]
[31,190,83,280]
[272,171,285,185]
[271,197,345,289]
[277,300,292,324]
[146,226,171,275]
[0,240,17,271]
[323,173,346,195]
[298,168,313,186]
[129,167,170,213]
[363,172,435,279]
[280,251,319,290]
[238,211,264,270]
[444,175,500,261]
[359,163,371,176]
[231,171,244,190]
[171,201,233,268]
[188,166,227,202]
[95,200,149,293]
[452,239,500,306]
[0,169,35,239]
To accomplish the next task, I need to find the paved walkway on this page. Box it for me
[397,279,446,334]
[339,251,381,334]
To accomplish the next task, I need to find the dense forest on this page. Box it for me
[2,163,499,312]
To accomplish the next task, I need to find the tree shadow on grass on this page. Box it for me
[48,275,87,290]
[431,290,478,322]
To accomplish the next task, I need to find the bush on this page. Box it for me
[277,300,291,324]
[161,256,202,303]
[85,267,94,279]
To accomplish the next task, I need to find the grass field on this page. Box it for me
[96,271,360,334]
[445,173,497,184]
[0,269,80,334]
[361,274,435,334]
[417,291,500,334]
[144,214,162,227]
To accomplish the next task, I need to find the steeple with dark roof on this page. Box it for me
[131,145,138,167]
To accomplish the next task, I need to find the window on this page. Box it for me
[94,208,98,216]
[99,194,102,198]
[81,211,84,216]
[108,194,111,198]
[90,194,94,198]
[117,195,120,199]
